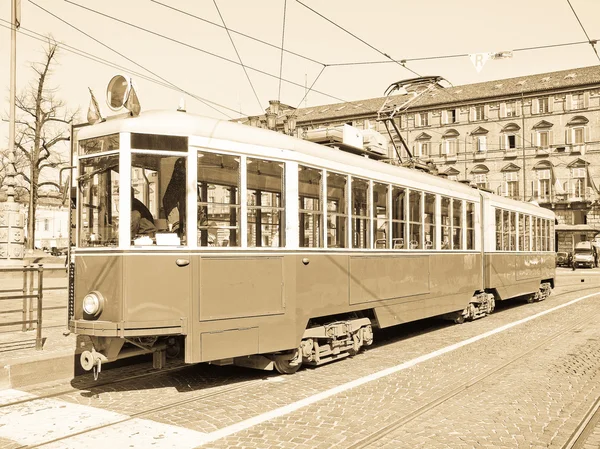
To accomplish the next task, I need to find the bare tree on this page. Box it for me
[6,39,78,248]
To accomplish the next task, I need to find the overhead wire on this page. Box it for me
[212,0,262,109]
[62,0,368,112]
[278,0,288,102]
[565,0,600,63]
[28,1,237,119]
[295,0,420,77]
[149,0,325,66]
[0,20,248,118]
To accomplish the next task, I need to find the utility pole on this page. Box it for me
[521,92,527,202]
[0,0,25,260]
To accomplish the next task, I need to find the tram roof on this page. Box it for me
[76,110,552,216]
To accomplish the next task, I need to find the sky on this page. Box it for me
[2,0,600,183]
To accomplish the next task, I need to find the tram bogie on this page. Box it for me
[68,107,555,378]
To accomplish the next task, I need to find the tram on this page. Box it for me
[69,83,555,376]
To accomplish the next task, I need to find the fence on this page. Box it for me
[0,265,66,350]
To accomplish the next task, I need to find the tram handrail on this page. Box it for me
[0,264,47,350]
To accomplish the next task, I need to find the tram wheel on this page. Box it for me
[273,350,302,374]
[454,314,465,324]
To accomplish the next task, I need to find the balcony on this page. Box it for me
[569,144,586,155]
[533,185,596,205]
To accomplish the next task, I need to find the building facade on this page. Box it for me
[258,65,600,252]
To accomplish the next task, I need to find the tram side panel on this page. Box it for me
[294,252,482,331]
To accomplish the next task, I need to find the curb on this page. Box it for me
[1,351,80,389]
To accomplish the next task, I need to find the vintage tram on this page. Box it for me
[69,105,555,376]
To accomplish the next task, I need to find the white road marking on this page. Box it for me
[0,396,207,448]
[193,291,600,446]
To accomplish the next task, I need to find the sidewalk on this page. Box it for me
[0,258,81,390]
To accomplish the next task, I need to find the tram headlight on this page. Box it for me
[82,291,105,317]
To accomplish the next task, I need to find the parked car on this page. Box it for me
[573,243,595,268]
[50,246,68,257]
[556,251,572,267]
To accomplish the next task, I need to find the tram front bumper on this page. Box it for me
[69,318,186,337]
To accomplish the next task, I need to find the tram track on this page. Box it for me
[562,396,600,449]
[346,309,600,449]
[20,376,267,449]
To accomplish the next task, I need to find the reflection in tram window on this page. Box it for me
[131,153,186,245]
[441,197,451,250]
[424,193,435,250]
[409,190,423,249]
[509,211,516,251]
[373,183,389,249]
[466,202,474,250]
[327,172,348,248]
[247,158,284,247]
[535,217,541,251]
[298,166,323,248]
[352,177,370,249]
[502,210,510,251]
[523,215,531,251]
[391,186,406,249]
[79,155,120,247]
[452,199,462,250]
[197,152,240,247]
[495,208,502,250]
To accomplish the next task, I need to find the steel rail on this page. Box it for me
[346,309,600,449]
[561,395,600,449]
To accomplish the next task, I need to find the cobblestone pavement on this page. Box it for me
[0,273,599,448]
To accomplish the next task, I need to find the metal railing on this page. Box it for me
[0,264,65,350]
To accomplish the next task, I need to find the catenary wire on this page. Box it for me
[295,0,420,77]
[62,0,369,112]
[149,0,325,67]
[0,20,249,118]
[278,0,288,102]
[565,0,600,63]
[28,1,236,119]
[212,0,262,109]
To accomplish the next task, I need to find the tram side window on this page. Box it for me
[441,197,451,250]
[409,190,423,249]
[79,155,120,247]
[495,208,502,251]
[247,158,285,248]
[543,219,549,251]
[425,193,436,249]
[452,199,463,250]
[535,217,541,251]
[130,154,188,246]
[391,186,407,249]
[523,215,530,251]
[352,177,370,249]
[327,172,348,248]
[466,202,474,250]
[517,213,523,251]
[373,183,389,249]
[502,210,510,251]
[198,151,240,247]
[510,211,516,251]
[298,166,323,248]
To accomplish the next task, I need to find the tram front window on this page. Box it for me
[79,155,120,247]
[131,153,188,246]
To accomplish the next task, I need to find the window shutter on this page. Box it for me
[439,143,443,156]
[566,129,572,145]
[585,126,589,142]
[532,180,538,198]
[503,182,508,196]
[441,110,447,124]
[454,108,459,123]
[549,130,554,146]
[499,135,505,150]
[415,113,421,127]
[584,91,590,108]
[515,101,521,116]
[469,107,474,122]
[531,133,535,148]
[480,136,487,152]
[499,103,506,118]
[484,105,489,119]
[565,94,572,111]
[547,97,554,113]
[532,99,539,114]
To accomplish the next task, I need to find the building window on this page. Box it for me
[474,174,488,189]
[416,142,429,157]
[474,105,485,121]
[507,134,517,149]
[573,127,585,144]
[538,97,549,113]
[535,169,551,201]
[419,112,429,127]
[506,102,516,117]
[503,171,519,199]
[444,109,457,124]
[475,136,487,153]
[538,130,549,149]
[442,138,457,155]
[571,167,586,198]
[572,93,584,110]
